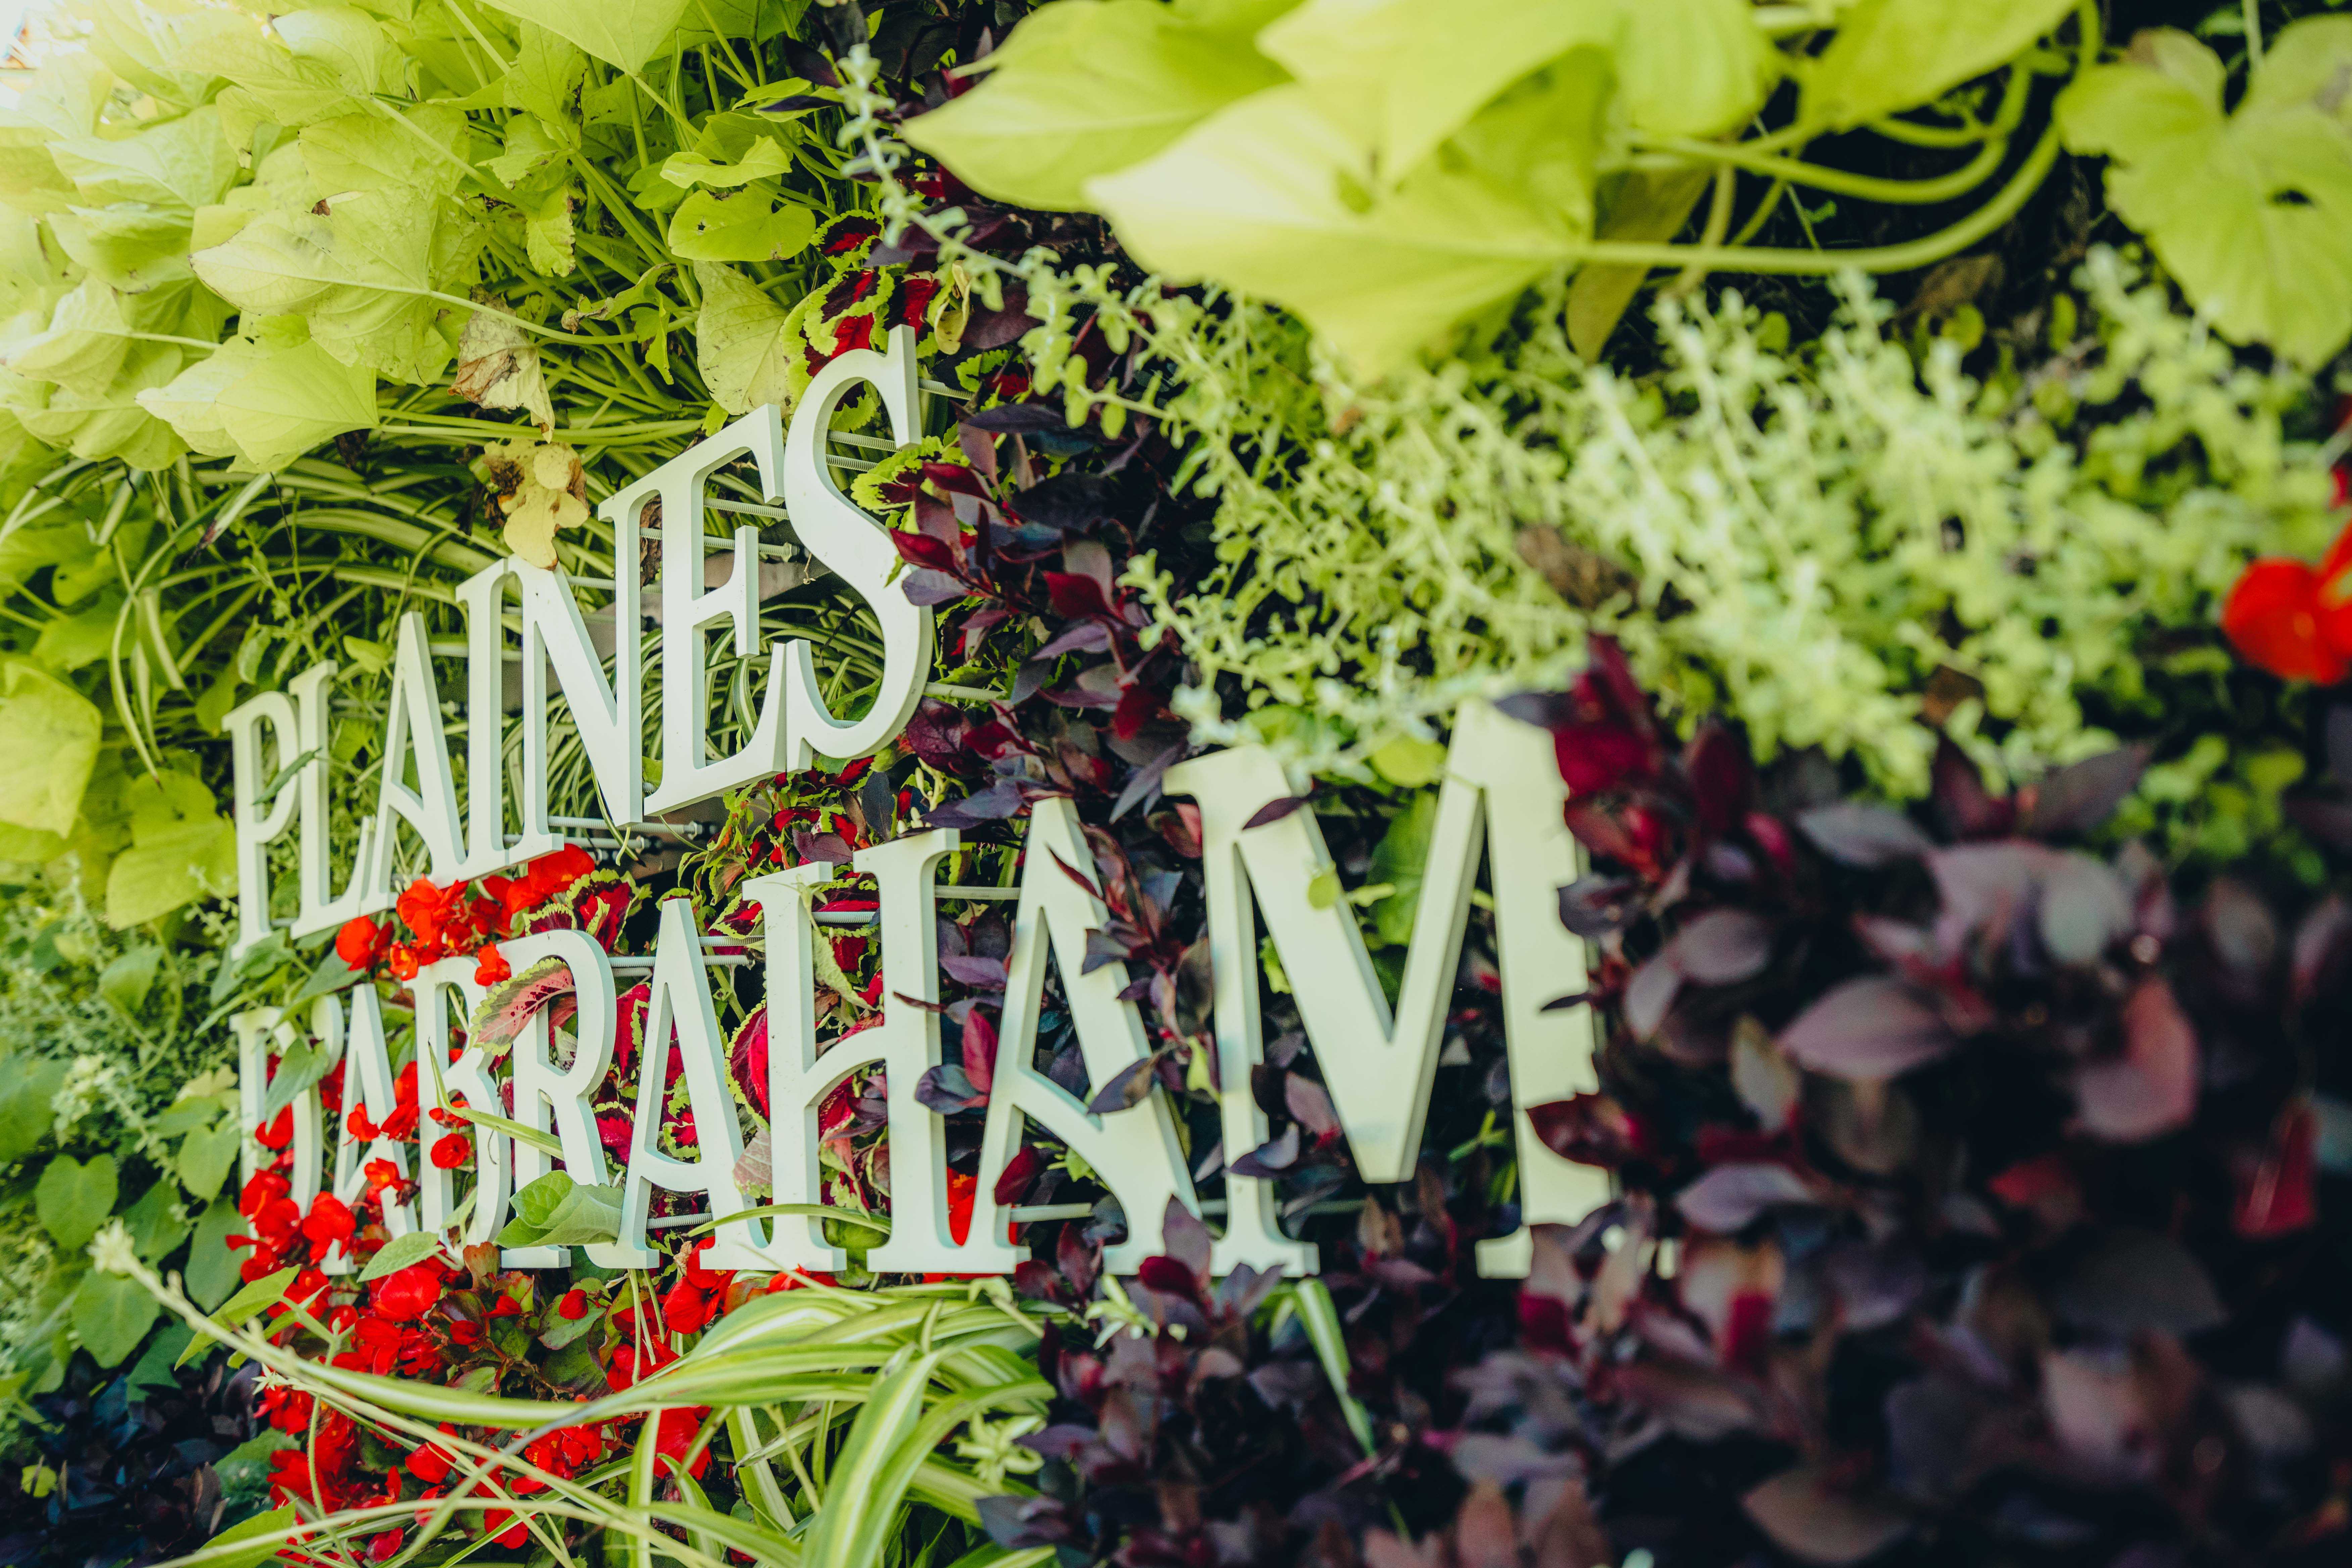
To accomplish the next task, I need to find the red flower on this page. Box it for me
[300,1192,357,1249]
[947,1168,976,1247]
[661,1280,713,1335]
[337,915,390,970]
[652,1408,714,1480]
[448,1317,484,1347]
[405,1428,459,1485]
[557,1288,589,1320]
[388,942,421,981]
[482,1509,530,1549]
[474,943,511,985]
[255,1106,295,1151]
[373,1263,444,1322]
[363,1157,404,1193]
[2222,558,2348,684]
[430,1132,471,1169]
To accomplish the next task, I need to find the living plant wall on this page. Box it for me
[1,1,2352,1567]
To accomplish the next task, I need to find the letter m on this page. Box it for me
[1164,699,1602,1277]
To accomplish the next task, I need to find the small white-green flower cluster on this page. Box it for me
[1120,252,2333,793]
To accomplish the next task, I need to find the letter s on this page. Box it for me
[779,323,935,768]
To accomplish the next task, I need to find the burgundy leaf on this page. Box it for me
[961,1007,998,1095]
[1929,737,2015,840]
[2073,976,2198,1141]
[1242,795,1308,831]
[963,399,1068,433]
[1161,1196,1211,1279]
[1525,1093,1644,1167]
[1622,952,1682,1038]
[993,1143,1043,1207]
[1741,1466,1910,1566]
[890,528,958,573]
[915,1063,983,1114]
[1777,976,1956,1079]
[1797,802,1932,867]
[1283,1074,1340,1138]
[941,953,1009,990]
[1229,1124,1301,1179]
[1085,1054,1159,1115]
[1668,908,1774,985]
[900,567,969,606]
[1042,571,1114,620]
[1676,1162,1816,1232]
[2020,745,2148,838]
[1134,1253,1202,1306]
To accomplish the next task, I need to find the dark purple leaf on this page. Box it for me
[2021,745,2148,837]
[2048,1227,2225,1335]
[1283,1074,1339,1138]
[1032,620,1113,659]
[1668,908,1774,985]
[962,400,1067,434]
[1557,874,1640,936]
[961,1007,997,1094]
[925,777,1026,829]
[915,1063,983,1114]
[1676,1162,1816,1232]
[1622,951,1681,1038]
[1242,795,1309,830]
[1777,976,1956,1078]
[1229,1124,1301,1179]
[1161,1196,1211,1279]
[1493,690,1578,731]
[1015,474,1120,532]
[941,953,1008,990]
[960,295,1039,353]
[2291,892,2352,1010]
[1079,927,1133,976]
[899,567,968,606]
[2331,706,2352,784]
[1085,1054,1158,1115]
[1929,737,2015,840]
[1797,802,1933,867]
[1742,1466,1910,1566]
[2073,976,2197,1141]
[1109,737,1187,823]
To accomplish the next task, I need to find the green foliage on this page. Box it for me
[908,0,2093,371]
[1071,250,2334,795]
[2058,17,2352,364]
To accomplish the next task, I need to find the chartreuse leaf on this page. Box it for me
[803,1350,949,1568]
[72,1269,159,1368]
[102,769,238,928]
[1612,0,1779,138]
[1087,58,1605,373]
[507,23,588,138]
[2058,24,2352,364]
[1805,0,2079,130]
[0,1053,65,1163]
[0,659,101,836]
[668,188,817,263]
[694,262,808,414]
[358,1227,446,1282]
[475,0,692,74]
[36,1154,117,1251]
[139,338,377,474]
[663,136,791,189]
[901,0,1289,211]
[195,1506,299,1568]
